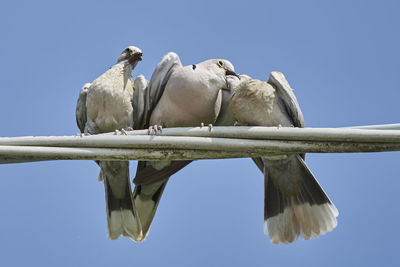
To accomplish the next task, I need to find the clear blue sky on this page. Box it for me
[0,0,399,266]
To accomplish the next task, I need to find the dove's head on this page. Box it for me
[200,59,240,89]
[215,59,238,77]
[81,83,92,92]
[117,46,143,66]
[200,59,237,76]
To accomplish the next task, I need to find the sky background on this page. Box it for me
[0,0,399,266]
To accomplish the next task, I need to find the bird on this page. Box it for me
[228,72,339,244]
[75,46,144,241]
[132,52,239,241]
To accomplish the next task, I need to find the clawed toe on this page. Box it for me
[113,128,130,135]
[148,125,163,135]
[200,123,212,131]
[76,133,91,137]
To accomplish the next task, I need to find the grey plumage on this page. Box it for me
[132,52,238,240]
[229,72,338,244]
[75,83,91,133]
[132,74,148,129]
[75,46,144,241]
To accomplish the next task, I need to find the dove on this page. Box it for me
[132,52,239,240]
[75,46,144,241]
[229,72,338,244]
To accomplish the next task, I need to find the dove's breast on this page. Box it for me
[85,69,134,133]
[149,66,224,127]
[230,79,292,127]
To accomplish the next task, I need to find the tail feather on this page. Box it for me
[133,160,191,185]
[121,209,141,238]
[104,174,143,241]
[131,160,191,241]
[133,179,168,241]
[264,154,338,244]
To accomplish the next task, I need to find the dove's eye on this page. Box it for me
[217,60,224,68]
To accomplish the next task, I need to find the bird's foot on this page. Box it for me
[200,123,212,131]
[76,133,91,137]
[147,126,153,135]
[148,125,163,135]
[113,128,129,135]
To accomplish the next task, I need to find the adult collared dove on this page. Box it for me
[229,72,338,244]
[75,46,144,241]
[132,52,239,241]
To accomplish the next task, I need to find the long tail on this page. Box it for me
[133,179,168,241]
[263,154,338,244]
[101,161,143,241]
[132,160,191,240]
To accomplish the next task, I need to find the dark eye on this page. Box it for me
[126,48,131,53]
[217,60,224,67]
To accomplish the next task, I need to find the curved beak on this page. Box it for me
[133,52,143,61]
[225,70,240,80]
[130,51,143,61]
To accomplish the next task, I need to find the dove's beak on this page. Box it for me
[225,70,240,80]
[133,52,143,61]
[130,51,143,61]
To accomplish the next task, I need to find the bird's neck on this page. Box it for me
[116,59,138,72]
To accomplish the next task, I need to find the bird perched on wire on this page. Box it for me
[229,72,339,244]
[75,46,144,241]
[132,52,240,241]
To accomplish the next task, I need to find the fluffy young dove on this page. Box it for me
[132,52,239,240]
[229,72,338,244]
[75,46,144,241]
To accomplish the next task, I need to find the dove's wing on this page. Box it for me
[268,71,304,128]
[214,89,236,126]
[141,52,182,129]
[76,83,91,133]
[132,75,148,129]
